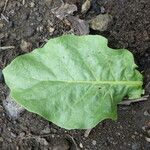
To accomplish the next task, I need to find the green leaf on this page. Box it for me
[3,35,143,129]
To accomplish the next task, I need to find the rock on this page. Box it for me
[24,26,35,37]
[145,137,150,142]
[90,14,113,31]
[20,39,32,52]
[36,137,49,146]
[79,143,83,148]
[30,2,35,8]
[37,26,44,32]
[18,132,26,138]
[48,27,55,33]
[0,21,4,29]
[2,95,25,119]
[81,0,91,14]
[51,3,77,20]
[144,109,150,117]
[53,139,70,150]
[92,140,96,145]
[100,6,105,14]
[41,126,50,134]
[0,137,3,142]
[11,132,17,138]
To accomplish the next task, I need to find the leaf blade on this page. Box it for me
[3,35,143,129]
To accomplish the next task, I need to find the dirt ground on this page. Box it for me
[0,0,150,149]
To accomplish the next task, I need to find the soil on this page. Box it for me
[0,0,150,149]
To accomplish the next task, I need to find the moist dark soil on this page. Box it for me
[0,0,150,149]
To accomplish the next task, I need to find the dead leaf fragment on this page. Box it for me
[67,16,89,35]
[51,3,77,20]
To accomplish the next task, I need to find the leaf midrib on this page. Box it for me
[47,80,142,86]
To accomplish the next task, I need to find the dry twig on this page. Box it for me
[119,95,149,105]
[3,0,9,12]
[1,13,9,22]
[0,46,15,51]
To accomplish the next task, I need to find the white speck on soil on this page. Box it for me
[79,143,83,148]
[92,140,96,145]
[3,95,25,119]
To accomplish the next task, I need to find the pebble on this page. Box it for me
[81,0,91,14]
[145,137,150,142]
[11,132,17,138]
[144,109,150,117]
[41,126,50,134]
[0,22,4,29]
[48,27,55,33]
[90,14,113,31]
[100,6,105,14]
[92,140,96,145]
[37,26,44,32]
[2,95,25,119]
[53,140,70,150]
[20,39,32,52]
[0,137,3,142]
[79,143,83,148]
[30,2,35,8]
[36,137,49,146]
[19,132,26,138]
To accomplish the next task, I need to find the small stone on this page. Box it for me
[37,26,44,32]
[11,132,17,138]
[145,137,150,142]
[0,22,4,29]
[0,137,3,142]
[92,140,96,145]
[0,33,5,39]
[100,6,105,14]
[19,132,26,138]
[53,139,70,150]
[48,27,55,33]
[131,135,136,139]
[41,126,50,134]
[36,137,49,146]
[144,109,150,117]
[81,0,91,14]
[79,143,83,148]
[90,14,113,31]
[37,16,43,22]
[20,39,32,52]
[30,2,35,8]
[3,94,25,119]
